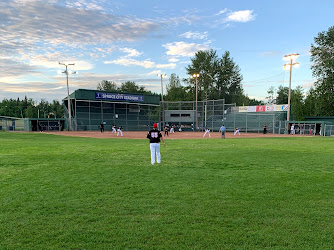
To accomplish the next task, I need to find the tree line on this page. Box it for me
[0,96,63,119]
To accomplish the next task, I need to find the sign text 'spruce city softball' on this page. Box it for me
[95,92,144,102]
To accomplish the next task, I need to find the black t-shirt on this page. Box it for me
[147,129,162,143]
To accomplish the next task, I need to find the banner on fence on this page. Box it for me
[238,104,288,113]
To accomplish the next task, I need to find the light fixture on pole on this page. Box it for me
[192,73,200,131]
[283,53,299,133]
[157,74,167,130]
[59,62,77,131]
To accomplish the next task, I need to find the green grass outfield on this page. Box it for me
[1,132,334,249]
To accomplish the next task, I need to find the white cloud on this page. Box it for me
[180,31,208,40]
[168,58,179,63]
[225,10,255,23]
[28,53,94,70]
[163,42,210,57]
[216,8,228,15]
[104,58,176,69]
[105,58,155,68]
[147,70,161,76]
[156,63,176,69]
[120,48,142,57]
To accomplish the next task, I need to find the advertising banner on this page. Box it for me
[274,104,288,111]
[247,106,257,112]
[256,105,266,112]
[265,105,275,111]
[95,92,144,102]
[239,106,248,112]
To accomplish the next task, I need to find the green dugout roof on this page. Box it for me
[66,89,160,105]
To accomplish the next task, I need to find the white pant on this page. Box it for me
[117,129,123,136]
[203,131,211,137]
[112,128,116,133]
[150,143,161,165]
[234,130,240,135]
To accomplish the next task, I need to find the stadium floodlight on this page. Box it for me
[157,74,167,129]
[191,73,200,131]
[59,62,77,131]
[283,54,299,134]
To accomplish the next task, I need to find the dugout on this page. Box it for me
[24,118,65,132]
[0,116,24,131]
[164,110,195,131]
[64,89,160,131]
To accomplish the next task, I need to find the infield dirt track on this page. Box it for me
[47,131,310,139]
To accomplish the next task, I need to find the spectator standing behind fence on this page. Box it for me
[220,124,226,139]
[100,123,104,133]
[263,125,267,134]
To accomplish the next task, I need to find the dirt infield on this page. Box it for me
[47,131,307,139]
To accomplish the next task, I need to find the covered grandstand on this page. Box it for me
[63,89,160,131]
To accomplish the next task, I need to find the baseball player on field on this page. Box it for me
[203,128,211,138]
[147,123,165,165]
[117,126,123,136]
[112,124,117,134]
[234,127,240,135]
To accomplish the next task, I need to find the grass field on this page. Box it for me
[1,132,334,249]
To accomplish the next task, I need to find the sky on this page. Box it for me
[1,0,334,103]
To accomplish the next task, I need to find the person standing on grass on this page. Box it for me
[100,122,104,133]
[147,123,165,165]
[219,124,226,139]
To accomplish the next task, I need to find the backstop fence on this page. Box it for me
[162,99,236,131]
[68,100,160,131]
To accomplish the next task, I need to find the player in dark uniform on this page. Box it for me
[147,123,165,165]
[164,125,169,136]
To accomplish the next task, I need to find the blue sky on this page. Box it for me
[1,0,333,103]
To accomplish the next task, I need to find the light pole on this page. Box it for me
[283,53,299,133]
[59,62,77,131]
[192,73,200,131]
[157,74,167,130]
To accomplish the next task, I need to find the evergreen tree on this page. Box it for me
[310,26,334,115]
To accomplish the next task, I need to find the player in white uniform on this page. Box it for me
[203,128,211,138]
[112,125,117,134]
[291,124,295,135]
[117,126,123,136]
[147,123,165,165]
[234,127,240,135]
[170,125,175,134]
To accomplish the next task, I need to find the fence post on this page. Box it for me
[246,113,248,133]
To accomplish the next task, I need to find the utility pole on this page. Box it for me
[192,73,200,131]
[158,74,167,130]
[283,54,299,134]
[59,62,76,131]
